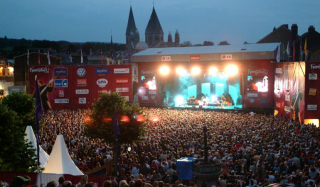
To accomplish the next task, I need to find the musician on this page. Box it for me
[38,80,53,111]
[221,94,226,102]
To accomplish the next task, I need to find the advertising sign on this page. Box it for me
[95,68,109,74]
[114,68,129,74]
[54,67,68,77]
[54,79,68,88]
[116,87,129,92]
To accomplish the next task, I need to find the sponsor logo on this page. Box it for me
[95,68,109,74]
[275,68,282,74]
[149,91,157,95]
[114,68,129,74]
[309,88,317,96]
[309,73,317,80]
[142,96,149,100]
[247,93,258,97]
[115,78,129,83]
[285,94,290,102]
[76,89,89,94]
[30,67,49,73]
[261,94,268,99]
[59,90,64,97]
[54,99,69,104]
[96,78,108,88]
[311,64,320,69]
[190,55,200,61]
[221,54,232,60]
[161,56,171,61]
[151,96,155,100]
[141,70,155,74]
[307,105,317,110]
[77,79,87,87]
[276,102,281,108]
[54,68,68,77]
[250,99,255,103]
[98,90,108,93]
[248,69,268,75]
[284,106,291,112]
[77,68,87,77]
[123,96,129,102]
[116,87,129,92]
[260,99,268,104]
[79,98,86,104]
[54,79,68,88]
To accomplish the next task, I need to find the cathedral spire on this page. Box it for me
[126,6,137,36]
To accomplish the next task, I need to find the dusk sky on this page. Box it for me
[1,0,320,45]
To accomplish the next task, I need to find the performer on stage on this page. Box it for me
[36,79,54,111]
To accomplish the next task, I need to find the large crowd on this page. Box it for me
[11,108,320,187]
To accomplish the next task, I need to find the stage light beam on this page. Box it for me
[225,65,238,76]
[209,67,218,75]
[159,66,170,75]
[191,67,201,75]
[175,67,187,76]
[175,96,185,106]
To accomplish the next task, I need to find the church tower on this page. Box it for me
[175,29,180,47]
[168,31,172,43]
[126,6,140,51]
[145,7,164,47]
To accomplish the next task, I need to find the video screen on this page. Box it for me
[141,75,156,90]
[247,76,268,92]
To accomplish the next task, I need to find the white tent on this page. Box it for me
[43,135,83,175]
[24,126,49,168]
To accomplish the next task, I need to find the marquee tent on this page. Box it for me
[24,126,49,168]
[43,135,83,175]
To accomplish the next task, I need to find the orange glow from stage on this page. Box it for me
[159,66,170,75]
[191,67,201,75]
[225,64,238,76]
[209,67,218,75]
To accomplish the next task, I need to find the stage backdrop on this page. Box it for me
[305,62,320,120]
[29,65,132,110]
[274,62,305,123]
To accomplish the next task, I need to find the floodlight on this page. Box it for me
[209,67,218,75]
[191,67,201,75]
[175,67,187,76]
[225,65,238,76]
[159,66,170,75]
[175,96,184,106]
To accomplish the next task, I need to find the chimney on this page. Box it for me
[291,24,298,36]
[308,25,315,32]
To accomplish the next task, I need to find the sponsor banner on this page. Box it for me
[149,91,157,95]
[76,89,89,94]
[309,88,317,96]
[54,67,68,77]
[95,68,109,74]
[79,98,86,104]
[98,90,108,93]
[54,99,69,104]
[309,73,317,80]
[284,106,291,112]
[311,64,320,70]
[151,96,156,100]
[190,55,200,61]
[77,68,87,77]
[276,102,281,108]
[77,79,87,87]
[221,54,232,60]
[123,96,129,102]
[260,99,268,104]
[141,70,155,75]
[285,94,290,102]
[59,90,64,97]
[96,78,108,88]
[247,93,258,97]
[261,94,268,99]
[161,56,171,61]
[248,69,268,75]
[275,68,282,74]
[115,78,128,84]
[307,105,317,110]
[250,99,255,103]
[54,79,68,88]
[116,87,129,92]
[30,67,50,73]
[142,96,149,100]
[114,68,129,74]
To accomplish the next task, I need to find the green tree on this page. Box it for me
[1,91,35,129]
[0,104,38,172]
[84,92,146,145]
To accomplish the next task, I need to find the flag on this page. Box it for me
[81,49,83,64]
[300,40,302,61]
[90,49,93,57]
[286,41,290,60]
[47,51,51,65]
[101,49,103,64]
[69,54,72,63]
[304,38,308,55]
[276,45,280,63]
[113,107,120,138]
[35,76,43,167]
[27,50,29,65]
[38,49,40,65]
[293,40,296,61]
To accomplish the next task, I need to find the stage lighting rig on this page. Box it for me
[159,66,170,75]
[225,65,238,76]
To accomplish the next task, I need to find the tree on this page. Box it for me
[1,91,35,129]
[180,41,193,47]
[0,103,38,172]
[84,92,146,145]
[203,41,214,46]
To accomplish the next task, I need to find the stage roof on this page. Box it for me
[131,43,280,63]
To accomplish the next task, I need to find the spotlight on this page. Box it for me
[175,67,187,76]
[209,67,218,75]
[191,67,201,75]
[211,95,217,103]
[225,65,238,76]
[175,96,185,106]
[159,66,170,75]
